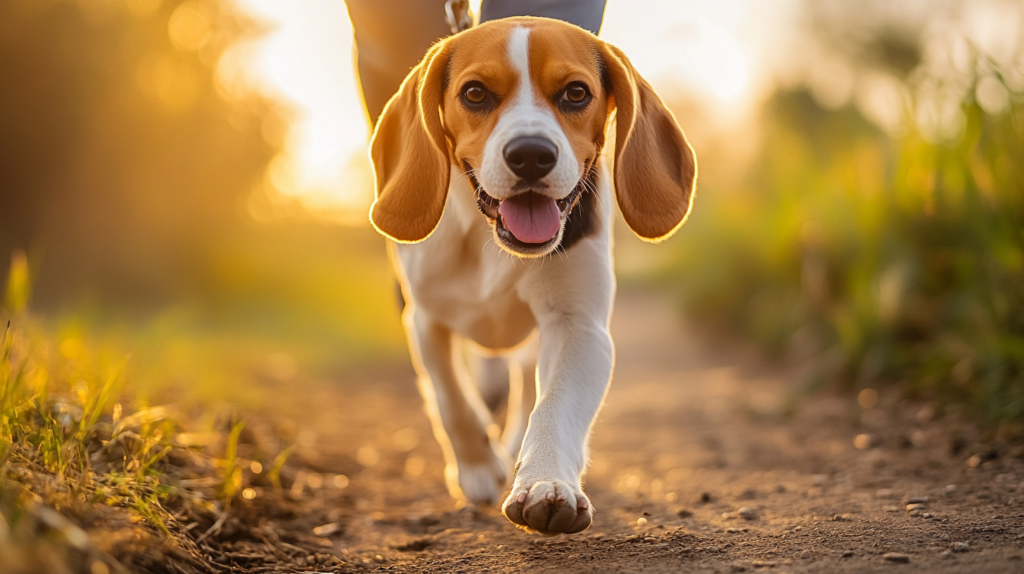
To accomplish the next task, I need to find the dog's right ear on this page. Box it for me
[369,41,452,243]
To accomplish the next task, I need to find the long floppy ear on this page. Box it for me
[368,41,452,243]
[601,44,697,242]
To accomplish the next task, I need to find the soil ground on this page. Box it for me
[194,291,1024,573]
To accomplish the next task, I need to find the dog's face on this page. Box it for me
[369,17,697,257]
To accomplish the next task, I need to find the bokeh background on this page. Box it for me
[1,0,1022,421]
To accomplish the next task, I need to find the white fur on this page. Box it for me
[391,27,615,529]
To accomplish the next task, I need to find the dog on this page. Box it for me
[367,16,696,535]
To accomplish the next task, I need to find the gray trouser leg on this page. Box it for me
[480,0,606,34]
[345,0,450,124]
[347,0,607,125]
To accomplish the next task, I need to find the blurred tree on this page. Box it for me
[0,0,284,306]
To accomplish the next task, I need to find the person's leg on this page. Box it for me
[345,0,450,124]
[480,0,607,34]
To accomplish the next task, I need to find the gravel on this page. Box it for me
[883,552,911,563]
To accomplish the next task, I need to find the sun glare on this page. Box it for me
[233,0,772,222]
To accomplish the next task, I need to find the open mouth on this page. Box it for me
[470,170,583,250]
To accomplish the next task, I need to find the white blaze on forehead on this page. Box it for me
[507,27,535,109]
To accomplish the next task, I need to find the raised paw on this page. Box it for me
[501,480,592,535]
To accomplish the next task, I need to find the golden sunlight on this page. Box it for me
[233,0,789,221]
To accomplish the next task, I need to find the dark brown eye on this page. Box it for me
[465,86,486,103]
[565,84,587,103]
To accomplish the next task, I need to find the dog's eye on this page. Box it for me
[565,84,587,103]
[465,86,486,103]
[559,82,591,112]
[461,82,492,110]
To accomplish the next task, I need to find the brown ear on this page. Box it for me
[601,44,697,242]
[368,41,451,243]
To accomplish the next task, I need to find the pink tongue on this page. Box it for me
[498,193,560,244]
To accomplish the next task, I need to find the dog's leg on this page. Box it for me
[501,250,614,535]
[501,346,537,459]
[475,355,510,413]
[405,312,512,505]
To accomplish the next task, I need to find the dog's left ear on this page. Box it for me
[368,41,452,243]
[600,43,697,242]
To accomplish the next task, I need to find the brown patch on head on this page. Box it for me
[442,26,521,171]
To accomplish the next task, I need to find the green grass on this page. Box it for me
[661,79,1024,425]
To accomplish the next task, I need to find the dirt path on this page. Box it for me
[254,291,1024,573]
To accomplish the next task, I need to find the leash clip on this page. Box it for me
[445,0,472,34]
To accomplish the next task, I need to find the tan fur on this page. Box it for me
[369,41,452,242]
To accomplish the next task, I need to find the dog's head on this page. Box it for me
[368,17,697,257]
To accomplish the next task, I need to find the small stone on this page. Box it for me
[967,454,983,468]
[708,546,721,553]
[945,484,957,494]
[738,507,757,520]
[677,509,693,518]
[951,542,969,553]
[812,474,828,487]
[832,514,851,522]
[938,533,950,541]
[636,517,648,526]
[940,550,953,559]
[730,565,747,573]
[700,492,713,503]
[373,555,385,564]
[842,550,854,558]
[905,496,929,504]
[875,488,896,499]
[883,552,910,563]
[751,560,775,567]
[800,550,811,559]
[884,506,900,512]
[906,503,927,513]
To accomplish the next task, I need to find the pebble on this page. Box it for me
[883,506,900,513]
[751,560,776,567]
[951,542,969,553]
[800,550,811,559]
[842,550,854,558]
[738,507,757,520]
[883,552,911,563]
[677,509,693,518]
[636,517,648,526]
[945,484,957,494]
[905,496,929,504]
[700,492,713,503]
[906,503,927,514]
[875,488,896,499]
[940,550,953,559]
[730,565,747,573]
[708,546,721,553]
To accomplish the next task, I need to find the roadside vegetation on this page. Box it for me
[663,5,1024,425]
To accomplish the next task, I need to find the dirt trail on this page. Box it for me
[260,291,1024,573]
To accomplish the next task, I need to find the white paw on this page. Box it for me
[502,479,592,535]
[445,449,511,505]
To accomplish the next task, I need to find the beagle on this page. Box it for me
[368,17,696,535]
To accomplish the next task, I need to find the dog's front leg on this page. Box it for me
[501,304,613,535]
[405,311,512,505]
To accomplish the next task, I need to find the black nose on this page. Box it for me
[503,136,558,180]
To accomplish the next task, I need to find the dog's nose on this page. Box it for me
[503,137,558,180]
